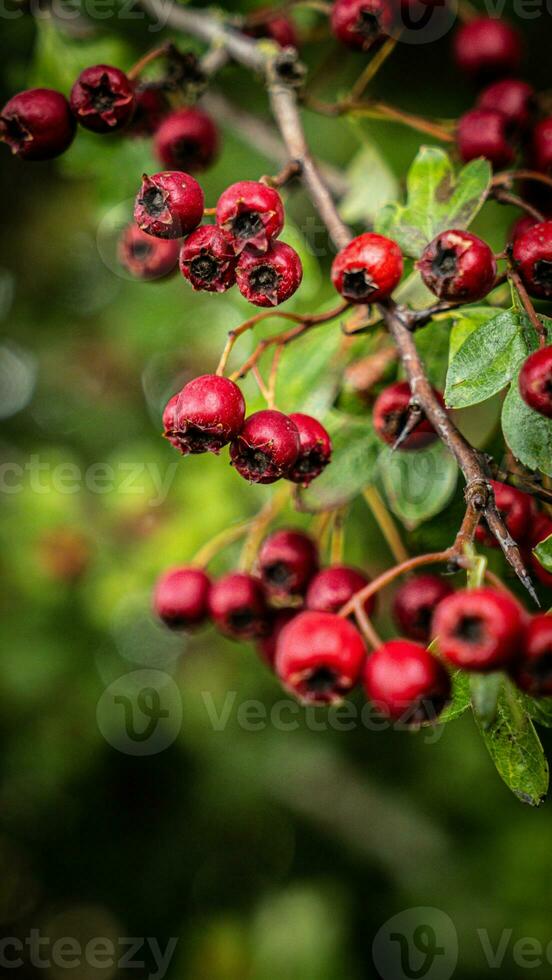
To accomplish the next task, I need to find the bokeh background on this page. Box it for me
[1,2,552,978]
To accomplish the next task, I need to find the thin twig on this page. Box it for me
[508,266,547,348]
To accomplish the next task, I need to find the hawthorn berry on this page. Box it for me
[0,88,76,161]
[257,609,296,667]
[162,393,182,450]
[179,225,237,293]
[417,230,497,303]
[216,180,285,253]
[519,347,552,419]
[510,214,538,243]
[453,17,522,79]
[363,640,451,724]
[134,171,204,240]
[128,83,168,137]
[247,14,298,48]
[230,410,300,484]
[286,413,332,486]
[258,529,319,597]
[153,566,211,629]
[477,79,534,130]
[456,109,515,170]
[432,587,524,671]
[331,232,403,305]
[512,220,552,299]
[70,65,136,133]
[236,241,303,307]
[529,514,552,589]
[513,615,552,696]
[330,0,393,51]
[373,380,443,450]
[393,574,454,643]
[154,107,219,173]
[306,565,375,617]
[208,572,269,639]
[533,118,552,175]
[167,374,245,455]
[275,610,366,704]
[118,224,180,280]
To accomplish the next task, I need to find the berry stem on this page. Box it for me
[353,602,382,650]
[348,37,397,102]
[362,486,409,565]
[330,508,346,564]
[492,188,544,223]
[304,95,456,143]
[128,41,175,81]
[339,550,453,619]
[507,264,548,348]
[260,160,301,188]
[191,518,254,567]
[492,170,552,191]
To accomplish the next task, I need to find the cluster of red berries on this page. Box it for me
[162,374,332,486]
[154,528,552,722]
[129,177,303,306]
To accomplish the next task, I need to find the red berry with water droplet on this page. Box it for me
[512,220,552,299]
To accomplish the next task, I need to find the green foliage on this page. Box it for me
[439,670,471,723]
[502,382,552,477]
[534,533,552,574]
[31,18,134,92]
[375,147,492,258]
[339,140,398,226]
[378,442,458,528]
[470,673,503,729]
[299,411,379,512]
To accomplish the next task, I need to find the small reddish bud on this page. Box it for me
[70,64,136,133]
[513,615,552,696]
[432,587,525,671]
[330,0,393,51]
[236,241,303,307]
[417,230,497,302]
[275,610,366,704]
[134,171,204,240]
[154,107,219,173]
[477,79,534,130]
[519,347,552,419]
[247,15,299,48]
[208,572,269,639]
[166,374,245,455]
[512,220,552,300]
[456,108,515,170]
[216,180,285,253]
[258,529,319,597]
[230,410,300,484]
[373,380,444,451]
[331,233,403,304]
[128,83,169,137]
[453,17,522,79]
[285,413,332,486]
[0,88,76,161]
[118,224,179,280]
[179,225,237,292]
[153,566,211,629]
[306,565,375,617]
[393,575,454,643]
[363,640,451,724]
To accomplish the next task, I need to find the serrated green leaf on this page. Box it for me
[374,147,491,258]
[534,534,552,574]
[378,442,458,529]
[502,381,552,477]
[519,692,552,729]
[448,306,499,361]
[339,143,398,225]
[471,672,503,728]
[476,681,549,806]
[298,412,379,512]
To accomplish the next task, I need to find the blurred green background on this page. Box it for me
[2,2,552,978]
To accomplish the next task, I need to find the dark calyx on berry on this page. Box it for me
[167,374,245,455]
[275,610,366,705]
[70,65,135,133]
[216,181,285,253]
[417,230,497,303]
[118,225,179,281]
[373,381,442,451]
[432,587,524,671]
[180,226,237,293]
[258,529,319,597]
[236,242,303,308]
[286,413,332,486]
[154,107,219,173]
[230,410,300,484]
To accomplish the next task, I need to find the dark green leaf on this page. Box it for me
[502,381,552,477]
[519,693,552,729]
[32,19,133,92]
[276,320,345,418]
[448,306,500,361]
[298,412,379,512]
[534,533,552,574]
[378,442,458,528]
[470,673,503,729]
[439,670,471,723]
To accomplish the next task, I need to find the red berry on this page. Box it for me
[118,224,179,280]
[363,640,451,723]
[208,572,269,639]
[230,410,300,484]
[70,64,136,133]
[519,346,552,419]
[0,88,76,161]
[331,233,403,304]
[529,514,552,588]
[134,171,204,240]
[179,225,237,293]
[162,393,182,450]
[216,180,284,253]
[477,79,534,130]
[513,615,552,696]
[510,214,538,243]
[475,481,531,548]
[275,610,366,704]
[533,118,552,175]
[453,17,522,79]
[154,107,219,173]
[153,566,211,629]
[432,587,524,671]
[247,15,298,48]
[393,575,454,643]
[128,83,168,137]
[236,241,302,307]
[330,0,393,51]
[286,413,332,486]
[456,108,515,170]
[306,565,375,617]
[373,380,443,450]
[417,230,497,302]
[166,374,245,455]
[257,609,297,667]
[258,529,319,597]
[512,220,552,299]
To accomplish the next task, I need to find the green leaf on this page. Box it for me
[276,319,345,418]
[519,693,552,729]
[439,670,471,723]
[470,673,503,729]
[32,19,133,93]
[374,147,491,258]
[475,681,549,806]
[534,533,552,574]
[445,311,537,409]
[339,143,398,225]
[448,306,499,361]
[299,412,379,512]
[378,442,458,529]
[502,381,552,477]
